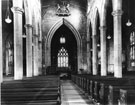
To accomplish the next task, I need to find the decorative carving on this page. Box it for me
[87,79,89,92]
[99,83,104,99]
[90,80,93,96]
[120,89,127,105]
[108,86,113,105]
[94,82,97,96]
[56,1,70,16]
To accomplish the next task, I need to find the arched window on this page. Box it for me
[57,47,68,67]
[130,31,135,67]
[6,41,13,75]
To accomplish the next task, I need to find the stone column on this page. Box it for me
[87,19,91,74]
[25,24,33,77]
[99,26,107,76]
[112,0,123,78]
[92,35,98,75]
[112,10,123,78]
[38,41,42,75]
[87,40,91,74]
[0,0,3,83]
[11,0,23,80]
[33,35,39,76]
[39,24,42,75]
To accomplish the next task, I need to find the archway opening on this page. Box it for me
[51,24,77,73]
[89,22,93,74]
[96,11,101,75]
[23,12,26,76]
[106,1,114,75]
[122,0,135,73]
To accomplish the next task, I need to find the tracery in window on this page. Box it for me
[130,31,135,66]
[57,47,68,67]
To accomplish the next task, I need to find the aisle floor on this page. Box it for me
[61,80,95,105]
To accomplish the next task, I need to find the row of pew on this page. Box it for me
[71,74,135,105]
[1,76,61,105]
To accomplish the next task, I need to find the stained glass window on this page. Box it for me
[130,31,135,67]
[57,47,68,67]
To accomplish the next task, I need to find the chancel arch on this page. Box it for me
[45,18,82,73]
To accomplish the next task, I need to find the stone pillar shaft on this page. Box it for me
[25,24,33,77]
[87,19,91,74]
[33,35,39,76]
[0,0,3,83]
[12,4,23,80]
[38,42,42,75]
[112,10,123,78]
[6,51,9,75]
[92,35,98,75]
[87,41,91,74]
[99,26,107,76]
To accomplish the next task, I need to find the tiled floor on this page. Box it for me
[61,80,94,105]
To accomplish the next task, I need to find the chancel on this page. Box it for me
[1,0,135,105]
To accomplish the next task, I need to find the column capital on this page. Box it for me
[38,40,42,44]
[92,35,97,37]
[99,26,107,30]
[11,7,24,14]
[112,10,123,16]
[33,34,39,38]
[25,24,33,29]
[86,41,90,43]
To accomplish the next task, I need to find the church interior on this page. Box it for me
[1,0,135,105]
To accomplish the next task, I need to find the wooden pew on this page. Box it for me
[107,85,135,105]
[92,77,134,103]
[1,76,60,105]
[71,74,135,105]
[119,88,135,105]
[98,82,135,105]
[77,75,135,104]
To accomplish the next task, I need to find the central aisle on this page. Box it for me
[61,80,94,105]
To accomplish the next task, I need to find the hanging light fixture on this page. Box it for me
[126,0,132,26]
[126,19,132,26]
[60,35,65,44]
[5,0,12,23]
[97,43,100,47]
[107,34,111,39]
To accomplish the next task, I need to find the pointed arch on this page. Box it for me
[45,18,82,72]
[94,8,100,34]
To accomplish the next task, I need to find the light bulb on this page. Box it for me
[63,37,65,43]
[107,35,111,39]
[126,19,132,26]
[60,37,62,43]
[97,44,100,47]
[60,37,65,44]
[5,16,12,23]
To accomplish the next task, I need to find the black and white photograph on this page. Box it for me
[0,0,135,105]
